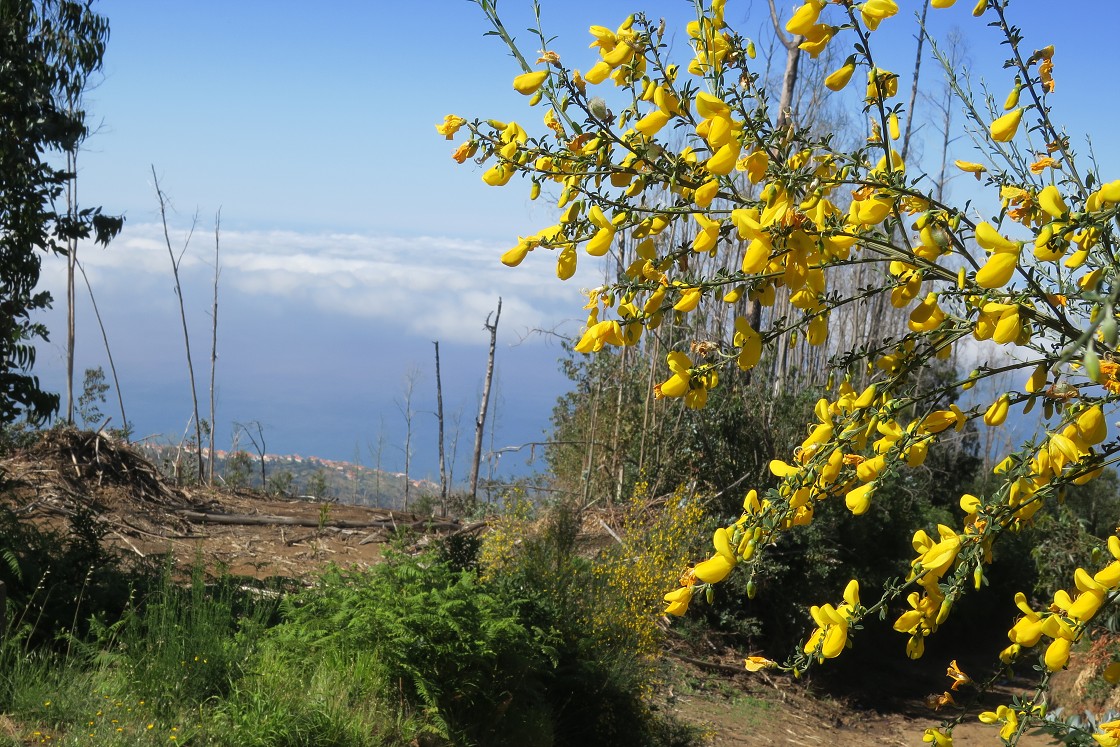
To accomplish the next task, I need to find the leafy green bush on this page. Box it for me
[273,555,558,745]
[481,497,704,746]
[274,525,700,747]
[0,505,150,651]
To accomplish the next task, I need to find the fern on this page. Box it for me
[1,546,18,581]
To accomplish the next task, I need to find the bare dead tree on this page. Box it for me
[75,260,128,437]
[926,29,969,204]
[65,144,77,423]
[765,0,804,395]
[484,371,502,504]
[767,0,804,131]
[433,340,448,516]
[447,405,464,492]
[350,443,362,504]
[901,0,931,163]
[57,5,110,424]
[581,374,602,508]
[368,414,388,505]
[236,420,268,489]
[469,298,501,502]
[152,167,203,482]
[208,210,221,485]
[397,367,421,510]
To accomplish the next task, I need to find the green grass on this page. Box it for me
[1,561,417,746]
[1,504,702,747]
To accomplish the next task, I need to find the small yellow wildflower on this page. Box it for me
[824,56,856,91]
[954,160,986,179]
[512,70,549,95]
[1030,156,1060,173]
[946,659,971,690]
[435,114,466,140]
[990,108,1023,142]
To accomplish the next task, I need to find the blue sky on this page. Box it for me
[34,0,1120,485]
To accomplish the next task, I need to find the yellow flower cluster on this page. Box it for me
[1003,536,1120,671]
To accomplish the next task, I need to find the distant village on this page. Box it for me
[137,443,438,510]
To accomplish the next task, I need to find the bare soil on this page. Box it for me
[0,429,1082,745]
[666,655,1057,745]
[0,428,471,580]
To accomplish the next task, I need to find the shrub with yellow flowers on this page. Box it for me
[589,483,707,663]
[443,0,1120,743]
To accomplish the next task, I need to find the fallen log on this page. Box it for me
[175,510,460,532]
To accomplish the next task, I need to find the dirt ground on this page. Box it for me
[669,662,1057,746]
[0,429,1089,745]
[0,428,468,580]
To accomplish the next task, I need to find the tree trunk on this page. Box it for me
[776,41,802,130]
[209,211,221,485]
[901,0,931,163]
[469,298,501,501]
[433,340,448,516]
[152,167,204,483]
[65,148,76,423]
[397,370,419,511]
[75,261,128,437]
[768,0,803,131]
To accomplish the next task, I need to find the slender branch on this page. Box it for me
[152,166,204,483]
[209,209,221,485]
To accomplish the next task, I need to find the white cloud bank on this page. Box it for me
[53,222,604,344]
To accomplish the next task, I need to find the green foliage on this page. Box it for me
[478,497,703,746]
[1024,469,1120,602]
[85,562,282,715]
[0,504,702,746]
[273,527,701,747]
[308,469,329,499]
[548,345,819,513]
[676,367,1013,656]
[0,506,143,650]
[0,0,122,426]
[223,449,253,488]
[1,560,310,746]
[274,556,557,746]
[266,469,293,496]
[213,646,407,747]
[434,531,483,573]
[76,366,108,428]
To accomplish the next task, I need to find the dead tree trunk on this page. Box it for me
[238,420,267,489]
[152,167,204,483]
[469,298,501,502]
[76,261,128,437]
[209,211,221,485]
[433,340,448,516]
[768,0,803,132]
[448,406,463,491]
[901,0,931,163]
[766,0,804,396]
[397,368,420,511]
[65,147,77,423]
[369,415,387,503]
